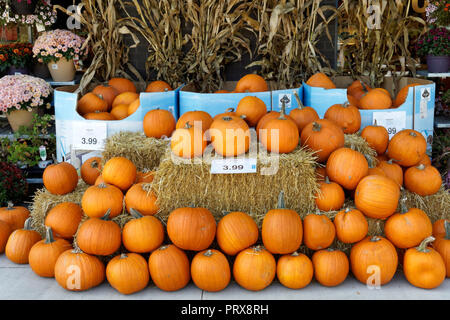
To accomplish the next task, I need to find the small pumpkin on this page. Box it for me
[0,203,29,231]
[235,96,267,127]
[417,153,432,166]
[145,80,173,92]
[176,110,214,131]
[84,111,115,120]
[216,211,259,256]
[122,209,164,253]
[387,129,426,167]
[393,83,420,108]
[360,120,389,155]
[433,221,450,277]
[110,104,130,120]
[0,220,12,253]
[312,248,349,287]
[54,248,105,291]
[289,92,319,132]
[326,147,369,190]
[106,253,150,295]
[127,98,140,115]
[334,208,368,244]
[77,92,108,115]
[5,218,41,264]
[347,79,371,101]
[44,202,83,239]
[76,210,122,256]
[358,88,392,109]
[135,170,154,184]
[108,77,137,94]
[143,109,176,138]
[404,164,442,196]
[125,183,158,216]
[167,207,216,251]
[95,174,105,185]
[171,122,207,159]
[102,156,137,191]
[233,246,276,291]
[303,211,336,250]
[112,92,140,108]
[315,176,345,212]
[43,161,78,195]
[212,108,236,121]
[276,252,313,289]
[191,249,231,292]
[377,159,403,186]
[209,116,251,157]
[262,191,303,254]
[404,236,446,289]
[324,101,361,134]
[300,119,345,163]
[305,73,336,89]
[92,84,118,109]
[148,244,190,291]
[234,74,268,93]
[433,219,450,238]
[81,183,124,218]
[80,156,102,185]
[28,226,72,277]
[256,110,294,137]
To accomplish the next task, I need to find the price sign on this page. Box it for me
[210,158,257,174]
[72,121,107,151]
[278,93,292,110]
[372,111,406,139]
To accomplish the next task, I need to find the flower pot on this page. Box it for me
[47,58,76,82]
[10,0,37,15]
[426,55,450,73]
[6,107,38,132]
[7,66,29,75]
[32,62,50,79]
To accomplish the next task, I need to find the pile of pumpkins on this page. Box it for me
[77,78,173,120]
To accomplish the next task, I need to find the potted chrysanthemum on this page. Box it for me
[0,74,52,132]
[415,27,450,73]
[32,29,87,82]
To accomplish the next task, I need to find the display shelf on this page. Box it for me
[434,116,450,129]
[44,73,83,87]
[417,70,450,79]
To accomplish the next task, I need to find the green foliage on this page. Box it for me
[0,161,28,207]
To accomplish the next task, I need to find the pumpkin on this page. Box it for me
[376,153,389,163]
[135,170,154,184]
[214,90,230,93]
[303,211,336,250]
[377,159,403,186]
[324,101,361,134]
[106,253,149,294]
[312,248,349,287]
[145,80,173,92]
[256,111,294,137]
[76,210,122,256]
[384,200,432,249]
[233,246,276,291]
[5,218,41,264]
[43,161,78,195]
[347,79,371,101]
[54,248,105,291]
[81,183,124,218]
[80,156,102,185]
[167,207,216,251]
[191,249,231,292]
[108,77,136,94]
[44,202,83,239]
[143,109,176,138]
[171,122,207,159]
[148,244,190,291]
[315,176,345,211]
[259,105,299,154]
[77,92,108,115]
[289,92,319,132]
[84,111,115,120]
[360,120,389,155]
[28,226,72,277]
[300,119,345,163]
[358,88,392,109]
[368,165,386,177]
[387,129,426,167]
[315,166,326,181]
[127,98,140,115]
[112,92,139,108]
[235,96,267,127]
[305,73,336,89]
[234,74,268,93]
[0,220,12,253]
[334,208,368,244]
[433,219,450,238]
[433,221,450,277]
[95,174,105,185]
[92,84,118,109]
[216,211,259,256]
[354,175,400,219]
[209,116,250,157]
[110,104,129,120]
[393,83,420,108]
[212,108,236,121]
[326,147,369,190]
[276,252,313,289]
[122,208,164,253]
[0,203,29,231]
[350,236,398,286]
[262,191,303,254]
[176,110,214,131]
[404,236,446,289]
[404,164,442,196]
[102,156,136,191]
[124,183,158,216]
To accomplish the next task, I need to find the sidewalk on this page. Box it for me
[0,255,448,300]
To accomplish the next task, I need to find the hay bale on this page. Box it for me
[344,133,378,165]
[400,187,450,223]
[102,131,170,171]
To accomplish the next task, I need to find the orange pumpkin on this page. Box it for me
[358,88,392,109]
[377,159,403,186]
[347,79,371,101]
[324,101,361,134]
[256,110,294,137]
[312,249,349,287]
[404,164,442,196]
[360,120,389,155]
[0,220,12,253]
[92,84,118,110]
[43,161,78,195]
[127,98,140,115]
[303,212,335,250]
[393,83,420,108]
[102,156,136,191]
[135,170,154,184]
[143,109,176,138]
[209,116,250,157]
[171,122,207,159]
[81,183,124,218]
[44,202,83,239]
[5,218,41,264]
[334,208,368,244]
[214,90,230,93]
[112,92,139,108]
[276,252,314,289]
[124,183,158,216]
[433,219,450,238]
[306,73,336,89]
[315,166,327,181]
[387,129,426,167]
[110,104,129,120]
[315,177,345,211]
[108,77,137,94]
[106,253,150,295]
[94,174,105,185]
[145,80,172,92]
[326,147,369,190]
[213,108,236,121]
[418,153,432,166]
[191,249,231,292]
[176,110,213,131]
[122,209,164,253]
[433,221,450,277]
[77,92,108,115]
[84,111,115,120]
[289,92,319,132]
[235,96,267,127]
[80,157,102,185]
[0,204,29,231]
[234,74,268,93]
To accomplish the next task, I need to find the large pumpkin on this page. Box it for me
[303,212,335,250]
[324,101,361,134]
[5,218,41,264]
[404,164,442,196]
[360,120,389,155]
[234,74,268,92]
[167,207,216,251]
[334,208,368,244]
[43,161,78,195]
[143,109,176,138]
[44,202,83,239]
[191,249,231,292]
[125,183,158,216]
[102,157,136,191]
[233,246,276,291]
[80,157,102,185]
[106,253,149,295]
[433,221,450,277]
[312,249,349,287]
[77,92,108,115]
[235,96,267,127]
[176,110,213,131]
[358,88,392,109]
[350,236,398,286]
[276,252,313,289]
[122,209,164,253]
[0,203,29,231]
[305,73,336,89]
[387,129,426,167]
[171,122,207,159]
[0,220,11,253]
[377,159,403,186]
[209,116,251,157]
[108,77,136,94]
[288,92,319,132]
[315,176,345,212]
[145,80,173,92]
[326,147,369,190]
[92,84,118,109]
[81,183,124,218]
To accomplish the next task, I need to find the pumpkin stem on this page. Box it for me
[159,245,169,251]
[325,176,331,184]
[23,217,33,230]
[291,251,299,256]
[6,201,14,210]
[342,101,350,108]
[184,121,192,129]
[204,250,214,257]
[373,119,378,126]
[222,116,233,121]
[344,207,352,213]
[130,208,144,219]
[409,131,417,137]
[90,159,100,169]
[417,236,435,253]
[370,236,381,242]
[326,248,335,252]
[100,209,112,221]
[225,108,234,113]
[120,253,128,259]
[44,226,55,244]
[399,197,408,214]
[293,91,304,109]
[278,101,287,120]
[360,81,369,93]
[277,191,286,209]
[387,159,394,165]
[72,247,83,254]
[97,183,108,189]
[444,220,450,240]
[417,164,426,170]
[312,122,321,132]
[252,245,264,253]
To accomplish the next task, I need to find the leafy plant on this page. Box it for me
[415,27,450,57]
[426,1,450,27]
[0,161,28,207]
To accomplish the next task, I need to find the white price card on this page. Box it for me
[72,121,107,151]
[372,111,406,139]
[210,158,257,174]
